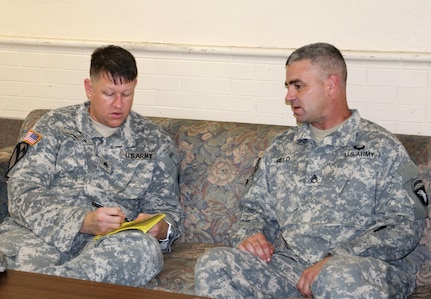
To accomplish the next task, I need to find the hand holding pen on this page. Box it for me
[80,202,129,236]
[92,201,131,222]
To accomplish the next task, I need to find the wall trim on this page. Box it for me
[1,36,431,63]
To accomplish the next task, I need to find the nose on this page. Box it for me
[285,88,295,105]
[112,94,123,108]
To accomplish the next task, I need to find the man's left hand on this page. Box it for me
[297,254,332,298]
[135,213,169,240]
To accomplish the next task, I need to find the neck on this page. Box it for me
[313,105,351,130]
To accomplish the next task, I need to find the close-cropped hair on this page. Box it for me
[90,45,138,84]
[286,42,347,83]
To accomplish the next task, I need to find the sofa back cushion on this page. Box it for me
[6,111,431,249]
[150,118,287,245]
[151,119,431,243]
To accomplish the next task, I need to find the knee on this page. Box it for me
[195,247,235,295]
[132,233,164,273]
[195,246,237,284]
[314,256,362,288]
[313,256,392,298]
[104,231,164,284]
[196,247,231,273]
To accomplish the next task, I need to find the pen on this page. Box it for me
[91,201,130,222]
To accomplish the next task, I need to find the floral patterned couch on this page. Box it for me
[0,109,431,298]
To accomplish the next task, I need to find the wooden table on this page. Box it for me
[0,269,207,299]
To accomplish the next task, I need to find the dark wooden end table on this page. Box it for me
[0,269,207,299]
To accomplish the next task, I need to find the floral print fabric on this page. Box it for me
[150,118,286,245]
[0,111,430,296]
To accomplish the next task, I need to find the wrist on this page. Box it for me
[159,222,173,241]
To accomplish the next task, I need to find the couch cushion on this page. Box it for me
[150,118,288,245]
[1,110,430,294]
[0,118,23,149]
[145,242,222,294]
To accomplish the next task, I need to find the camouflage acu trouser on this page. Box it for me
[0,222,163,287]
[195,247,414,299]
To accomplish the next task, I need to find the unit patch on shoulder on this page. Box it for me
[23,130,42,146]
[412,179,429,207]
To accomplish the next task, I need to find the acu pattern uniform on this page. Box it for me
[0,102,181,286]
[195,110,430,298]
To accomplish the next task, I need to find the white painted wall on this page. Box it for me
[0,1,430,135]
[2,0,431,52]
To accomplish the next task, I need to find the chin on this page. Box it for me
[108,120,125,128]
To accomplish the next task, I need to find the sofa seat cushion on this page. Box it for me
[408,285,431,298]
[145,242,223,294]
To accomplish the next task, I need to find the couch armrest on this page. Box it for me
[0,109,50,224]
[0,146,13,222]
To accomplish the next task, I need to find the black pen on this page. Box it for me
[91,201,130,222]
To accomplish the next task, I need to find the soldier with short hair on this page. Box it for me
[195,43,429,298]
[0,45,181,286]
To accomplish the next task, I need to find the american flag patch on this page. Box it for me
[23,130,42,146]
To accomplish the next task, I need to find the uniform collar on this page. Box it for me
[76,102,135,148]
[294,109,362,147]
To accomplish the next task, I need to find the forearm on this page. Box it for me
[332,219,425,261]
[140,147,182,241]
[8,176,87,252]
[230,193,276,247]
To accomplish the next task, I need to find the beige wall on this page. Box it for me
[1,1,431,52]
[0,1,430,135]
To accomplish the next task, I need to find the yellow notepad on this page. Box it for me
[94,213,166,240]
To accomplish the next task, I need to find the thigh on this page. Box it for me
[0,219,62,271]
[314,255,414,299]
[195,246,305,299]
[48,230,163,286]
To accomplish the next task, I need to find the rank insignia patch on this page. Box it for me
[23,130,42,146]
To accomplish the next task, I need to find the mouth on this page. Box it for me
[110,111,124,119]
[291,106,302,115]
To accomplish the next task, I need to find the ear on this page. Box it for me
[84,78,93,99]
[326,74,339,97]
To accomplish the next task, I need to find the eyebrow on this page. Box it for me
[285,79,303,87]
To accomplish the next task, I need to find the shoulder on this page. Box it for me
[28,105,82,137]
[355,119,413,170]
[125,112,176,156]
[357,118,404,150]
[127,111,171,138]
[37,105,81,126]
[272,126,298,144]
[263,126,299,157]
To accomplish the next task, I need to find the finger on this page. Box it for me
[298,283,311,297]
[262,243,274,262]
[103,208,127,221]
[147,221,161,237]
[254,243,272,262]
[252,237,274,261]
[238,240,258,256]
[241,241,269,262]
[297,274,313,297]
[135,213,151,221]
[254,234,274,259]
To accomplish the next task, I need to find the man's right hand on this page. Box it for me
[237,233,274,263]
[80,207,126,235]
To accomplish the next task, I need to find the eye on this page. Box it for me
[103,91,114,97]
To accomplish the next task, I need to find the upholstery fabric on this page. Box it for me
[0,110,430,297]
